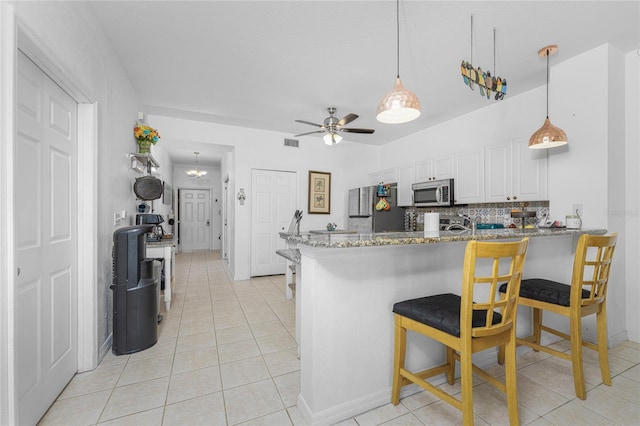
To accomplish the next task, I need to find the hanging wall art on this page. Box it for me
[460,15,507,101]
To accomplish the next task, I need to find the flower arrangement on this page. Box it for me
[134,123,160,154]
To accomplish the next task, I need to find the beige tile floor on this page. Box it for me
[39,250,640,425]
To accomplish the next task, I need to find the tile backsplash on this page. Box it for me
[405,201,550,231]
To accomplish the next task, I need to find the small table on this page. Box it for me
[146,238,176,311]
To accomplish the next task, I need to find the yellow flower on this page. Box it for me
[134,124,160,144]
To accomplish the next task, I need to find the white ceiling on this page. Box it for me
[89,1,640,166]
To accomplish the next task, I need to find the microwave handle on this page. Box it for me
[436,187,441,203]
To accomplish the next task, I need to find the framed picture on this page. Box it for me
[308,170,331,214]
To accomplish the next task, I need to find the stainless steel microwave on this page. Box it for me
[412,178,455,207]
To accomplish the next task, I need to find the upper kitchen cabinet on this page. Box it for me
[369,172,382,186]
[415,155,453,182]
[369,168,397,186]
[454,149,484,204]
[485,139,548,202]
[396,163,415,207]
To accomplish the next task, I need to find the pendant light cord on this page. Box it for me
[396,0,400,78]
[546,48,550,118]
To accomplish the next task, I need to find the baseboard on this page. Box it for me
[609,329,629,348]
[297,384,429,426]
[99,333,112,364]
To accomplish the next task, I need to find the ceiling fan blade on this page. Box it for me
[340,128,375,134]
[295,119,323,128]
[337,113,358,127]
[294,130,325,137]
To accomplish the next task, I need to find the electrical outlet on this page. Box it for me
[572,204,583,217]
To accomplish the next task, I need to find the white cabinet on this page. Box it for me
[485,139,548,202]
[415,155,453,182]
[369,168,397,186]
[381,168,397,183]
[368,172,382,186]
[454,149,484,204]
[396,163,415,206]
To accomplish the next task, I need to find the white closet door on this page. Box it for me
[251,169,297,276]
[15,51,78,425]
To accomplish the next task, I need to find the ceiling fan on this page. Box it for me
[294,107,375,145]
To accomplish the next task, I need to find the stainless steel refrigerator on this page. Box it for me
[347,184,405,233]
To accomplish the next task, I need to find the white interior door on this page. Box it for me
[15,51,78,425]
[179,189,211,251]
[251,169,297,276]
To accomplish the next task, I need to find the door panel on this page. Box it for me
[15,51,78,425]
[179,189,211,250]
[251,170,297,276]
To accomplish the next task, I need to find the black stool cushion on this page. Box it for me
[393,293,502,337]
[499,278,589,307]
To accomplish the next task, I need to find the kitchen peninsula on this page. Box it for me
[281,228,607,425]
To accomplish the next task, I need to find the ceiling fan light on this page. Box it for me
[323,132,343,145]
[528,117,568,149]
[376,77,421,124]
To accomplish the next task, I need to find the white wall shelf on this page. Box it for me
[130,153,159,174]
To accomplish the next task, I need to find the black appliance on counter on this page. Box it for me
[136,213,164,242]
[347,183,405,233]
[111,225,159,355]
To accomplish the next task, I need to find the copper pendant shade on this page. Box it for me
[529,45,568,149]
[376,0,421,124]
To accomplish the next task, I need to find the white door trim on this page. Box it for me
[0,5,18,425]
[0,6,98,423]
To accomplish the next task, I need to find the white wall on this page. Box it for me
[8,2,147,364]
[625,50,640,342]
[147,115,379,280]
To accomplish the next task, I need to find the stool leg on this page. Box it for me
[446,346,455,385]
[391,316,406,405]
[532,307,543,350]
[504,331,520,426]
[570,310,587,399]
[596,303,612,386]
[460,347,474,425]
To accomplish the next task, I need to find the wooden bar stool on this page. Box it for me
[391,238,529,426]
[498,233,617,400]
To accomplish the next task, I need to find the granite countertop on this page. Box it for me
[147,237,177,248]
[280,228,608,249]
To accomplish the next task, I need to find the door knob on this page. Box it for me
[206,220,210,226]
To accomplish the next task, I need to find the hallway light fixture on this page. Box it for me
[529,45,568,149]
[376,0,421,124]
[185,151,208,178]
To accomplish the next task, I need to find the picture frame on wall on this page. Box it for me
[308,170,331,214]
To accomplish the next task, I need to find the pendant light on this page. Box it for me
[185,151,207,178]
[376,0,421,124]
[529,45,568,149]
